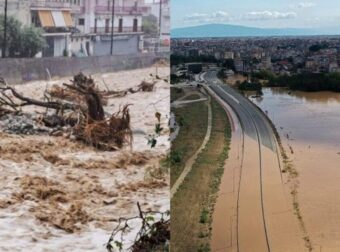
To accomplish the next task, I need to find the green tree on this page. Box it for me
[142,14,159,36]
[0,15,21,56]
[0,15,45,58]
[19,26,45,57]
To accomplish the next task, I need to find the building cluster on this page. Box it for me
[172,36,340,75]
[0,0,170,57]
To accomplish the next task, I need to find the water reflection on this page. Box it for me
[267,88,340,104]
[247,88,340,146]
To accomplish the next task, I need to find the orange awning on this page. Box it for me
[38,10,54,27]
[62,11,73,27]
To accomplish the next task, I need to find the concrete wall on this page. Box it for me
[93,35,140,56]
[0,53,169,84]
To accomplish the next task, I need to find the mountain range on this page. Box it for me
[171,24,340,38]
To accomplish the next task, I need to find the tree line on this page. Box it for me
[251,70,340,92]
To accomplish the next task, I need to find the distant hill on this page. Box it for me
[171,24,340,38]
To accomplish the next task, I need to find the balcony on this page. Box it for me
[90,27,143,34]
[94,6,150,15]
[161,7,170,18]
[31,0,71,9]
[30,0,83,12]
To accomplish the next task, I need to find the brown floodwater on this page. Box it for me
[211,89,304,252]
[249,88,340,251]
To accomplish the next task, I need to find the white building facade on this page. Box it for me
[0,0,150,57]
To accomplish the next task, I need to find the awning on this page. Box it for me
[38,10,55,27]
[62,11,73,27]
[51,11,66,27]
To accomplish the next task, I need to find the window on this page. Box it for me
[78,18,84,25]
[105,19,110,33]
[133,18,138,32]
[119,18,123,32]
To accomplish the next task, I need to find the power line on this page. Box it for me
[158,0,162,52]
[2,0,8,58]
[110,0,115,55]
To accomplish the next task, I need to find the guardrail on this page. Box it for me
[90,27,142,34]
[95,6,149,14]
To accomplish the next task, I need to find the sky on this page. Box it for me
[171,0,340,29]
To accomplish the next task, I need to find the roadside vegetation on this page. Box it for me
[183,94,202,100]
[170,87,185,102]
[171,97,231,252]
[236,80,263,93]
[170,91,208,187]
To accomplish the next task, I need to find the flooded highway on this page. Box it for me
[204,73,305,252]
[250,88,340,251]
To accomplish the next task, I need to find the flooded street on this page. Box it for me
[0,67,170,251]
[250,88,340,251]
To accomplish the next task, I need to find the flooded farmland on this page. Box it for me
[249,88,340,251]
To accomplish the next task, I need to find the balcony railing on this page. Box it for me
[95,6,150,14]
[30,0,83,12]
[31,0,71,8]
[90,27,143,34]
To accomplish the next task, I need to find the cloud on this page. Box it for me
[183,11,231,23]
[183,13,209,21]
[289,2,317,9]
[242,11,297,21]
[298,2,316,8]
[183,10,297,24]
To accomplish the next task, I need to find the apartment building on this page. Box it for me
[0,0,149,57]
[145,0,170,51]
[73,0,147,56]
[30,0,81,57]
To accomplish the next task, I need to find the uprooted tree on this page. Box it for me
[0,73,135,150]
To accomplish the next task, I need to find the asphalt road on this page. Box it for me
[202,71,276,151]
[204,70,306,252]
[203,70,275,252]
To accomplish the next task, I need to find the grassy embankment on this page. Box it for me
[170,89,208,187]
[171,97,231,252]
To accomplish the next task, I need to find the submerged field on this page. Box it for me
[250,88,340,251]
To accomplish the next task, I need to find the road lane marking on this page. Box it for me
[217,85,240,105]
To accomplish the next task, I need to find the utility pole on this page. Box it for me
[158,0,162,53]
[2,0,8,58]
[110,0,115,55]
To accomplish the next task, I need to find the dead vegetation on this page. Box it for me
[0,73,142,150]
[0,68,170,250]
[101,80,157,98]
[107,202,170,252]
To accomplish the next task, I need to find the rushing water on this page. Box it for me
[248,88,340,250]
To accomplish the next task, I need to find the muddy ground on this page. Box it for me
[0,66,170,251]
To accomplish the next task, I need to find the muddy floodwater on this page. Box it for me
[249,88,340,251]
